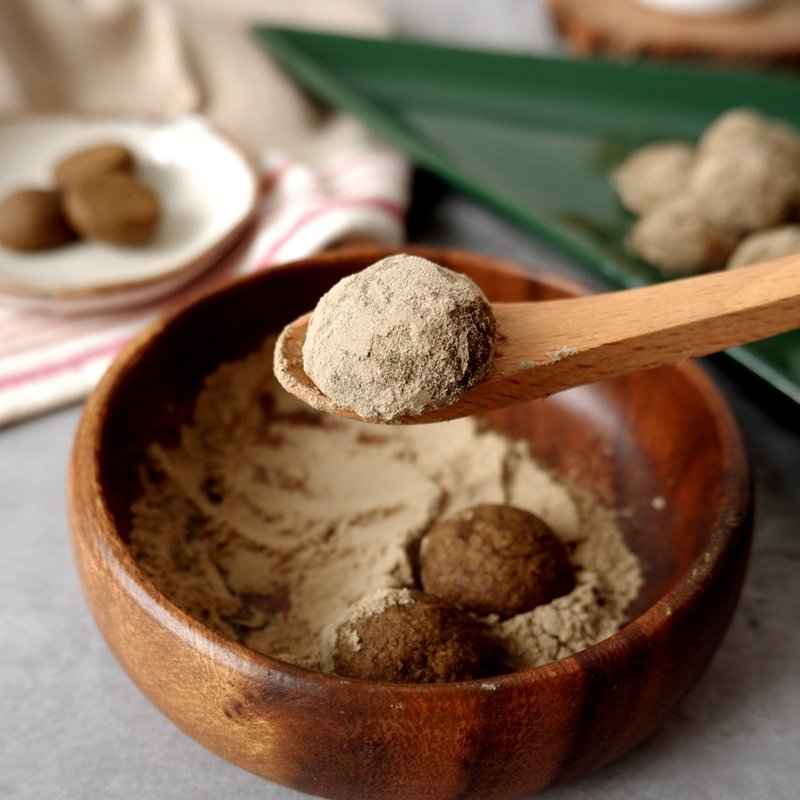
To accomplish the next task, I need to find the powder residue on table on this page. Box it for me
[128,337,642,673]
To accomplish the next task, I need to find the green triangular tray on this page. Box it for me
[255,27,800,409]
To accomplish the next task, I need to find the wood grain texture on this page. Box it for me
[276,252,800,423]
[549,0,800,67]
[68,247,752,800]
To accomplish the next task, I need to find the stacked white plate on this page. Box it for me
[0,114,259,313]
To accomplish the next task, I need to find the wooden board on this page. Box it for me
[549,0,800,68]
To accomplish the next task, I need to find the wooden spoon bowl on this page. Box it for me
[68,246,752,800]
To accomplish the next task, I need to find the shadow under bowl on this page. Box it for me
[68,246,752,800]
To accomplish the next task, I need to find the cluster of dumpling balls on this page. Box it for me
[614,109,800,274]
[0,143,161,253]
[328,504,576,683]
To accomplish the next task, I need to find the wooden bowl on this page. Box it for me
[68,246,752,800]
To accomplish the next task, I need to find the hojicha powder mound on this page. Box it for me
[128,336,642,680]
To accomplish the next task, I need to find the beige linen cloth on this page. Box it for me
[0,0,392,158]
[0,0,409,425]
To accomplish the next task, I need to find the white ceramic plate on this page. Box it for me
[0,115,259,312]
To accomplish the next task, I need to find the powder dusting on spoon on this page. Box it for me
[292,254,497,422]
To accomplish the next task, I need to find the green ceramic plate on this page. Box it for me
[255,27,800,407]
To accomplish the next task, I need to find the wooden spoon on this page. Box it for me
[274,251,800,424]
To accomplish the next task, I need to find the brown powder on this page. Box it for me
[128,337,642,674]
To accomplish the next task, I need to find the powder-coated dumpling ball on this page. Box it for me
[329,588,499,683]
[419,504,575,619]
[689,147,797,234]
[761,121,800,180]
[0,188,75,251]
[301,254,497,422]
[627,194,737,275]
[698,108,800,167]
[697,108,772,156]
[612,141,694,215]
[726,224,800,269]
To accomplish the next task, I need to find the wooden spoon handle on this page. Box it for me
[490,252,800,401]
